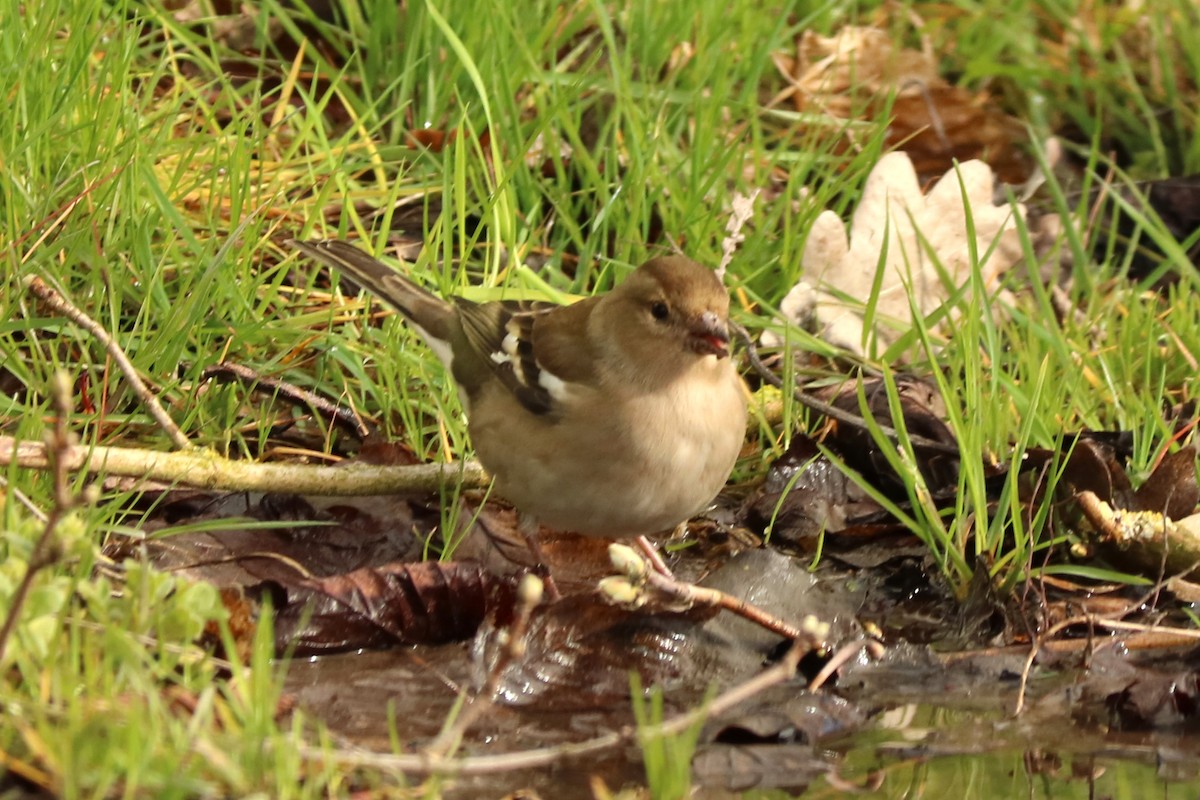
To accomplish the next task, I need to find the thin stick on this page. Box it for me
[808,638,883,691]
[423,574,544,761]
[0,373,93,663]
[200,362,375,440]
[1010,577,1193,715]
[733,322,960,456]
[642,568,808,640]
[0,476,49,523]
[23,275,192,450]
[604,544,830,645]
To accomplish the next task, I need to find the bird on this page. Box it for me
[289,239,747,578]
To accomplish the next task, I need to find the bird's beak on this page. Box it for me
[687,311,730,358]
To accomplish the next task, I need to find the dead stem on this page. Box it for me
[22,275,192,450]
[423,573,544,762]
[0,372,96,664]
[733,322,961,456]
[200,362,375,441]
[603,543,831,646]
[0,476,49,522]
[1010,577,1200,715]
[808,638,885,691]
[292,637,814,778]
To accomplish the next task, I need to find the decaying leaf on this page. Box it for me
[768,151,1025,356]
[268,561,513,654]
[784,27,937,107]
[775,26,1033,183]
[1098,661,1200,730]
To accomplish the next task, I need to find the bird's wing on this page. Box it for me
[454,295,599,417]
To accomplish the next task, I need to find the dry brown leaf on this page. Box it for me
[777,26,1033,183]
[790,28,939,110]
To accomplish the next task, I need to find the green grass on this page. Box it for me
[3,0,1200,795]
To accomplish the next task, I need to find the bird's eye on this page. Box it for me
[650,301,670,321]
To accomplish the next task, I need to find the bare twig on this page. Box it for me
[0,372,97,664]
[291,636,813,777]
[200,362,375,440]
[939,626,1200,666]
[22,275,191,450]
[1009,577,1195,715]
[0,476,49,523]
[0,435,489,495]
[424,574,544,761]
[808,638,884,691]
[602,544,831,645]
[733,322,961,456]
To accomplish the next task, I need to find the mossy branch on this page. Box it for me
[0,436,489,495]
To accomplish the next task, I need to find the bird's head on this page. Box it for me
[595,256,733,386]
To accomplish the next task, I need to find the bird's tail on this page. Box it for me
[287,239,456,345]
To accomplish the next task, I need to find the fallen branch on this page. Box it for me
[0,435,489,495]
[1077,489,1200,578]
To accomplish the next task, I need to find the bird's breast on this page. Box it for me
[469,363,746,537]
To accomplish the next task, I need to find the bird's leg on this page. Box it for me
[519,512,561,601]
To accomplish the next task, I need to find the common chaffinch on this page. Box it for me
[289,239,747,546]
